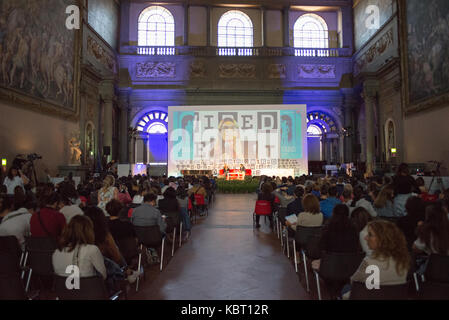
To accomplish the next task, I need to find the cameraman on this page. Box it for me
[3,166,29,196]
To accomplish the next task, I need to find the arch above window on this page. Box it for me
[138,6,175,47]
[136,111,168,135]
[218,10,253,48]
[293,13,329,49]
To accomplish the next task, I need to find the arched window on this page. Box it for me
[218,10,253,48]
[138,6,175,46]
[136,111,168,134]
[307,124,323,136]
[293,14,328,48]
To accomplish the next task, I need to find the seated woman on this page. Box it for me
[312,204,360,298]
[397,196,425,251]
[312,205,359,267]
[256,182,275,229]
[373,184,395,218]
[343,220,410,299]
[289,194,324,230]
[348,186,377,218]
[413,203,449,274]
[158,187,181,239]
[350,207,373,255]
[176,184,192,241]
[85,206,138,286]
[52,215,107,280]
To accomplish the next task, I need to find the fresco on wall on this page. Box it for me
[354,0,394,51]
[407,0,449,104]
[88,0,119,50]
[0,0,76,110]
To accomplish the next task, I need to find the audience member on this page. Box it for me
[30,193,66,238]
[320,186,341,220]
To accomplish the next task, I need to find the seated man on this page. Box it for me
[320,186,342,219]
[131,193,166,235]
[287,186,305,216]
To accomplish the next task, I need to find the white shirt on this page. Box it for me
[348,198,378,218]
[132,195,144,204]
[60,205,84,223]
[359,225,372,256]
[52,244,107,279]
[3,176,25,195]
[0,208,31,248]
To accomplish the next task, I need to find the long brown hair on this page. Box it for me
[374,184,394,208]
[367,220,410,276]
[417,204,449,255]
[302,194,320,214]
[58,215,95,252]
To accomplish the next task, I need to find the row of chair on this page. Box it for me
[253,200,438,300]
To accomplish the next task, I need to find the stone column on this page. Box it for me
[261,6,267,47]
[340,88,357,163]
[283,7,290,47]
[100,80,115,163]
[184,4,189,46]
[206,6,211,47]
[363,80,379,176]
[118,89,131,164]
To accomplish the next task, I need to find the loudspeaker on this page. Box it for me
[103,146,110,156]
[354,144,362,154]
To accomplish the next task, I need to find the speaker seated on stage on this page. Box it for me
[239,164,246,173]
[223,164,230,174]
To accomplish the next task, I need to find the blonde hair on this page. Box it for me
[102,175,115,192]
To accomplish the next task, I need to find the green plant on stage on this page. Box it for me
[216,177,260,194]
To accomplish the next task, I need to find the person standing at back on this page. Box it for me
[3,166,29,196]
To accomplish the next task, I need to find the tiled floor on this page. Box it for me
[131,194,310,300]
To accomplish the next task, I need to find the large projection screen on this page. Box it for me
[168,105,308,177]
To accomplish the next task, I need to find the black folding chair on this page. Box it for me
[54,275,120,300]
[349,281,409,300]
[295,226,323,292]
[0,250,27,300]
[134,226,165,292]
[115,237,139,266]
[313,251,365,300]
[414,254,449,299]
[23,237,57,293]
[162,211,182,257]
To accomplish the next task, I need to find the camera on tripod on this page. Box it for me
[27,153,42,161]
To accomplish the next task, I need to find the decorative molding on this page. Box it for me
[87,36,117,74]
[218,64,256,79]
[354,28,394,76]
[268,64,286,79]
[298,64,336,79]
[190,61,206,78]
[136,62,176,78]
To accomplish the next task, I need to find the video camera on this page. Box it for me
[27,153,42,161]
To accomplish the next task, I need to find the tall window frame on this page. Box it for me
[293,13,329,48]
[138,6,175,47]
[218,10,254,48]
